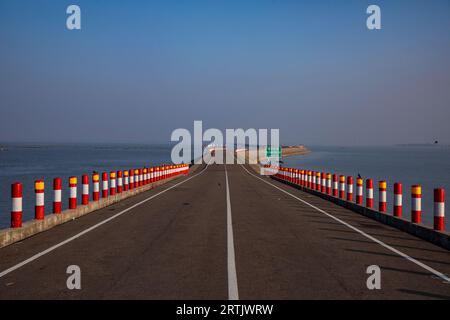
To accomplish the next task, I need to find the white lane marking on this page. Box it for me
[0,163,211,279]
[241,165,450,284]
[225,165,239,300]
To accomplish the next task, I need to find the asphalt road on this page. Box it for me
[0,163,449,299]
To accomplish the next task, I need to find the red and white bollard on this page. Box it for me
[434,188,445,231]
[379,181,387,213]
[35,180,45,220]
[11,182,23,228]
[110,171,116,196]
[124,170,129,191]
[321,172,326,193]
[411,185,422,224]
[53,177,62,214]
[150,168,154,183]
[69,176,77,209]
[366,179,374,208]
[102,172,109,198]
[308,170,312,188]
[315,171,320,190]
[394,182,402,217]
[326,173,332,195]
[333,174,338,197]
[316,172,322,191]
[356,177,363,205]
[306,170,310,186]
[311,171,316,190]
[82,175,89,205]
[129,169,134,189]
[346,176,353,202]
[117,171,123,193]
[135,169,140,188]
[139,169,143,187]
[304,170,311,189]
[92,173,100,201]
[339,175,346,199]
[131,169,136,188]
[143,168,148,185]
[314,171,318,190]
[142,167,146,182]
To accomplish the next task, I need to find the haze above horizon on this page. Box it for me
[1,0,449,146]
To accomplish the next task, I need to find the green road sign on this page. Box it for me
[266,146,282,158]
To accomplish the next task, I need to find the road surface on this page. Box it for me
[0,163,449,299]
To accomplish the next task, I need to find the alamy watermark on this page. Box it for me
[66,265,81,290]
[367,5,382,30]
[366,265,381,290]
[66,5,81,30]
[65,4,381,31]
[170,121,280,167]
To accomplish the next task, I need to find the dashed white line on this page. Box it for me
[241,164,450,284]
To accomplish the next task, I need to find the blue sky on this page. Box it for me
[0,0,449,145]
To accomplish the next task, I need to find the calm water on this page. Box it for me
[0,144,174,228]
[0,144,449,230]
[283,145,450,230]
